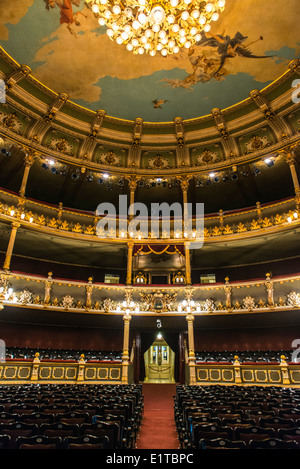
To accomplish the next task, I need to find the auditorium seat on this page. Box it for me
[0,435,11,449]
[56,411,90,425]
[63,435,110,449]
[20,412,55,425]
[39,422,80,438]
[199,438,247,449]
[249,438,298,449]
[0,423,38,449]
[193,424,234,448]
[81,421,120,448]
[234,426,276,447]
[15,435,62,449]
[259,417,294,431]
[278,427,300,447]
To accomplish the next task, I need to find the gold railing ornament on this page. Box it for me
[233,355,242,384]
[279,355,290,385]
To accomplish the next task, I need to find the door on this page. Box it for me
[144,337,175,383]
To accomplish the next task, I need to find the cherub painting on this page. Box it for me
[44,0,86,36]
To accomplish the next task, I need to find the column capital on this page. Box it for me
[123,312,132,322]
[11,222,20,229]
[186,312,194,322]
[179,176,191,192]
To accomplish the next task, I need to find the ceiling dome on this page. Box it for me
[0,0,299,122]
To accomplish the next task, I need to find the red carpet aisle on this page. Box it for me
[136,384,179,449]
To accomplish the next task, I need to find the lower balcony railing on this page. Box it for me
[186,359,300,387]
[0,358,134,385]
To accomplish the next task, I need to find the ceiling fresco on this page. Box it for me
[0,0,299,122]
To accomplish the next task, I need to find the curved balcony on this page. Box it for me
[0,46,300,177]
[1,269,299,317]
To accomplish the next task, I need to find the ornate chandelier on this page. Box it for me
[87,0,226,56]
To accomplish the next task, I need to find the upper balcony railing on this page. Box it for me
[0,187,298,244]
[1,269,299,317]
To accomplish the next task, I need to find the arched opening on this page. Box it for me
[143,335,175,383]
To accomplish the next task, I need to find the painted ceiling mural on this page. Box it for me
[0,0,299,122]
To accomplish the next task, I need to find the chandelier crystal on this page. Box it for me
[87,0,226,56]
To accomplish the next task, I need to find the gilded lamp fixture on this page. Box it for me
[87,0,226,56]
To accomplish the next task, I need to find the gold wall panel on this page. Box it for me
[0,360,124,384]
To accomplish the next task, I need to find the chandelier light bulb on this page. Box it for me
[112,4,121,14]
[181,11,189,21]
[132,20,141,30]
[203,23,211,32]
[89,0,226,56]
[167,14,175,24]
[151,5,165,24]
[92,4,99,13]
[138,12,148,24]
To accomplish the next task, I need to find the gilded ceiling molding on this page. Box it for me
[5,65,31,93]
[26,92,69,143]
[249,89,293,140]
[211,108,240,159]
[78,109,106,160]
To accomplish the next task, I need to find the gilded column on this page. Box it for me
[186,313,196,385]
[85,277,93,309]
[19,151,36,198]
[3,222,20,271]
[126,241,134,285]
[180,177,189,209]
[184,242,192,286]
[122,312,132,384]
[128,179,137,219]
[286,150,300,210]
[44,272,53,306]
[224,277,232,311]
[265,272,274,307]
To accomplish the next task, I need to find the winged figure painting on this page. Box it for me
[196,31,274,77]
[164,31,274,90]
[152,98,169,109]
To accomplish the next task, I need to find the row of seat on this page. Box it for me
[0,434,112,449]
[175,385,300,449]
[0,384,143,449]
[6,347,123,361]
[195,349,293,363]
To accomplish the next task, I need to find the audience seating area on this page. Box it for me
[195,350,293,363]
[0,383,143,449]
[5,347,123,362]
[175,385,300,449]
